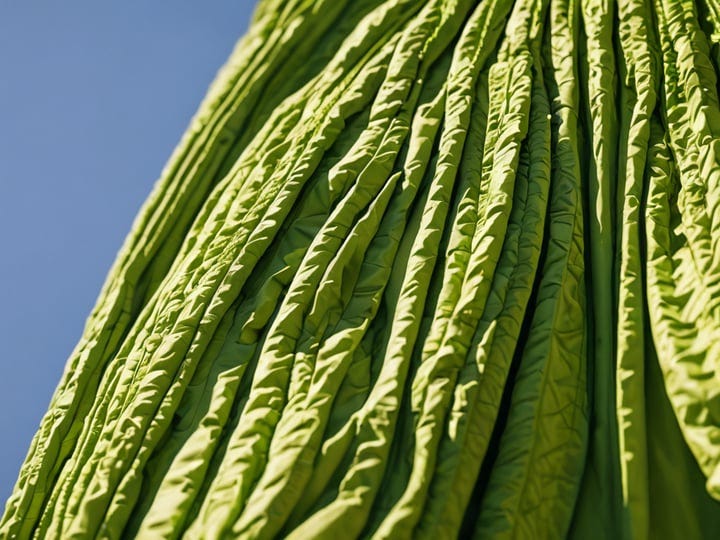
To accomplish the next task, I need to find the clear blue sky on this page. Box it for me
[0,1,256,506]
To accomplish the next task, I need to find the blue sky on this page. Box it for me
[0,1,256,506]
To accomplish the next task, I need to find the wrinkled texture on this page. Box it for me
[4,0,720,537]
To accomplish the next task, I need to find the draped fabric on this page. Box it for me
[4,0,720,537]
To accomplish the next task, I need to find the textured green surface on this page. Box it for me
[4,0,720,537]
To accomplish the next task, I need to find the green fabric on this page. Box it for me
[3,0,720,537]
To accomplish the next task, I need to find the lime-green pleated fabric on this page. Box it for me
[4,0,720,538]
